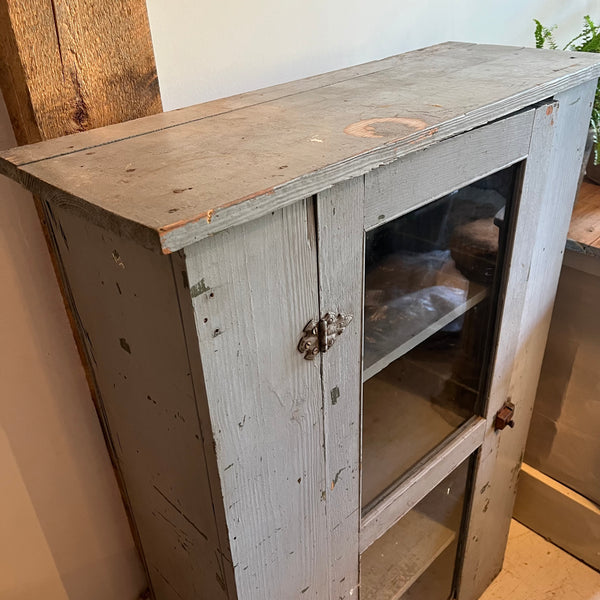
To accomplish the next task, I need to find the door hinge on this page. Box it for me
[298,312,353,360]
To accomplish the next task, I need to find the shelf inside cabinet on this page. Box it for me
[360,508,455,600]
[402,545,457,600]
[361,455,470,600]
[363,282,488,381]
[362,349,475,507]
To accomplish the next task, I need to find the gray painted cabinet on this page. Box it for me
[1,43,599,600]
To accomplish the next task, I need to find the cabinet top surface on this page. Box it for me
[1,41,599,253]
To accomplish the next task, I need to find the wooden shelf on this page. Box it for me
[361,455,469,600]
[360,508,456,600]
[401,544,456,600]
[569,180,600,248]
[362,355,474,507]
[364,283,487,381]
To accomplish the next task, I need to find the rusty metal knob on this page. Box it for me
[495,401,515,431]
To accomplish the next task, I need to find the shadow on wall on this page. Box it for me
[0,96,147,599]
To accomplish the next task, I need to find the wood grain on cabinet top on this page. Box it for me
[1,42,599,253]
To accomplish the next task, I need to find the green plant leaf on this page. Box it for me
[534,15,600,163]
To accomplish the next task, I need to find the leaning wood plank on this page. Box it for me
[513,463,600,571]
[0,0,162,593]
[458,81,597,600]
[0,0,161,145]
[316,178,364,599]
[184,200,328,599]
[1,45,599,253]
[47,206,232,600]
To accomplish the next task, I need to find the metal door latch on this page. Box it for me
[298,312,353,360]
[495,400,515,431]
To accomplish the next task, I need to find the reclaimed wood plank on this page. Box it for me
[316,177,364,599]
[458,81,597,600]
[170,251,239,598]
[184,200,328,599]
[1,44,599,253]
[46,206,232,600]
[0,0,161,145]
[0,42,510,163]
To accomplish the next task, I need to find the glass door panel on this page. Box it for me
[361,456,471,600]
[362,166,518,507]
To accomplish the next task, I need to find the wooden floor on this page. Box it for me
[479,520,600,600]
[569,179,600,247]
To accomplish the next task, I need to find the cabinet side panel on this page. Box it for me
[184,199,328,599]
[47,204,233,600]
[458,80,597,600]
[316,178,364,599]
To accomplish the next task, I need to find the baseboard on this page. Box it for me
[514,463,600,571]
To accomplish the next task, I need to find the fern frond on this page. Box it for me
[534,19,558,49]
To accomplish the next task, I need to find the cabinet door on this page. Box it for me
[315,81,595,600]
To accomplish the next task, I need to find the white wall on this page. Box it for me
[0,95,146,599]
[1,1,598,598]
[147,0,600,110]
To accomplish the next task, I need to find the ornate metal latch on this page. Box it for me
[494,400,515,431]
[298,312,353,360]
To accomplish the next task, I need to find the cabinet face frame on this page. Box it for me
[315,82,596,600]
[357,109,535,548]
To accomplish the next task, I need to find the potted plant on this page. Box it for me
[535,15,600,183]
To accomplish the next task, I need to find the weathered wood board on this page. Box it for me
[45,205,234,600]
[316,178,364,599]
[1,43,599,252]
[184,200,330,599]
[363,110,533,231]
[0,0,161,145]
[458,81,597,600]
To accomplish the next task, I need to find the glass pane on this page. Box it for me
[362,166,517,507]
[360,456,471,600]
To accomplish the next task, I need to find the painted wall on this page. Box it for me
[1,1,598,598]
[146,1,599,110]
[0,96,146,598]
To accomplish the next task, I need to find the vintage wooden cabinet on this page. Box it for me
[2,42,599,600]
